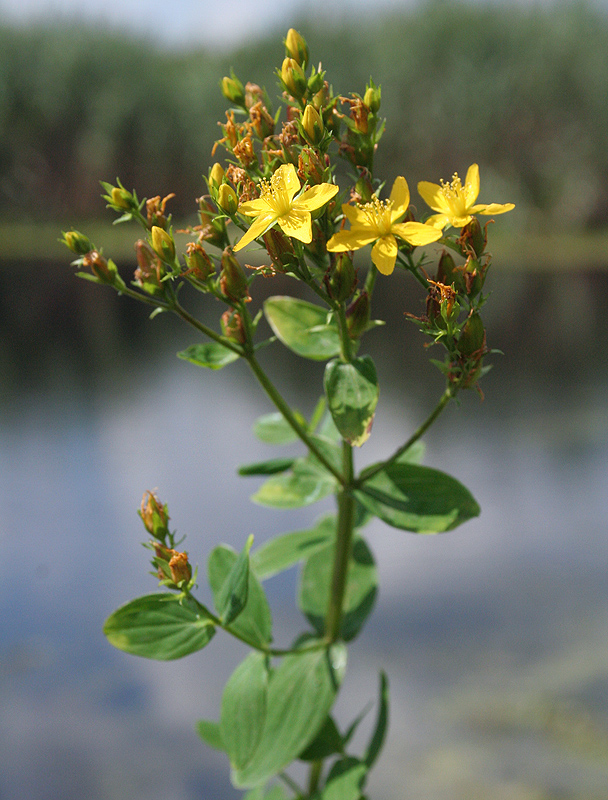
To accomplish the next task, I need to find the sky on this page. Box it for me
[0,0,419,49]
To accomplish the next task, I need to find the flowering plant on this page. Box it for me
[63,28,513,799]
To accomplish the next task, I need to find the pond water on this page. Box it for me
[1,261,607,800]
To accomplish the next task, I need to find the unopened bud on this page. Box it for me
[363,82,381,114]
[221,73,245,107]
[458,312,486,357]
[140,490,169,541]
[208,162,225,190]
[436,250,457,284]
[81,250,115,283]
[220,248,249,302]
[285,28,309,66]
[62,230,93,256]
[281,57,307,99]
[221,309,246,344]
[263,228,297,271]
[459,217,487,258]
[326,253,356,302]
[301,104,324,145]
[110,186,131,210]
[169,551,192,585]
[217,183,238,214]
[185,242,215,280]
[346,291,370,339]
[151,225,175,262]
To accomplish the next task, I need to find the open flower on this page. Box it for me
[326,177,442,276]
[233,164,338,252]
[418,163,514,230]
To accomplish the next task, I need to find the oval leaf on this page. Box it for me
[216,536,252,625]
[178,342,240,369]
[103,593,216,660]
[253,412,300,445]
[208,546,273,647]
[322,757,368,800]
[324,356,379,446]
[298,536,378,642]
[233,645,346,787]
[252,514,336,580]
[221,652,269,771]
[251,459,336,509]
[356,462,480,533]
[195,719,224,752]
[264,296,341,360]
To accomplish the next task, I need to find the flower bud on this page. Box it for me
[151,225,175,262]
[110,186,132,210]
[249,100,275,139]
[281,57,307,99]
[263,228,297,272]
[81,250,116,283]
[220,248,249,302]
[285,28,309,66]
[185,242,215,280]
[436,249,457,284]
[62,230,93,256]
[140,490,169,541]
[197,196,227,248]
[221,309,246,344]
[326,253,356,302]
[363,82,381,114]
[169,551,192,585]
[301,104,324,145]
[346,291,370,339]
[298,147,327,186]
[217,183,238,214]
[221,73,245,107]
[208,162,225,190]
[459,217,487,258]
[457,312,486,357]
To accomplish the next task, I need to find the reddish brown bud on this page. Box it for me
[169,551,192,585]
[221,309,246,344]
[185,242,215,280]
[220,248,250,302]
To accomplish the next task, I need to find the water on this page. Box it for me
[1,261,607,799]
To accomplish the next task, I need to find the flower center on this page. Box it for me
[358,196,393,236]
[259,175,293,216]
[439,173,468,217]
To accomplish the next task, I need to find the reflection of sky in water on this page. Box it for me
[1,272,608,799]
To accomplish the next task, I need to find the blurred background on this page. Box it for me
[1,1,607,799]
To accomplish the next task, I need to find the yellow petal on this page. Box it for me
[371,235,398,275]
[275,163,301,202]
[342,204,370,226]
[327,228,378,252]
[296,182,339,212]
[424,213,449,230]
[278,208,312,243]
[418,181,450,215]
[233,212,277,251]
[392,221,443,246]
[478,202,515,215]
[238,197,272,217]
[464,164,480,205]
[389,176,410,221]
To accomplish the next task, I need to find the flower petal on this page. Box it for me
[342,204,371,226]
[296,182,339,212]
[234,212,277,251]
[238,197,272,217]
[464,164,480,205]
[418,181,450,215]
[392,222,443,246]
[278,208,312,243]
[371,235,398,275]
[424,213,450,230]
[389,176,410,221]
[478,202,515,215]
[275,163,301,202]
[327,228,378,252]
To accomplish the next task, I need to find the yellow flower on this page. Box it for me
[326,177,442,276]
[234,164,338,252]
[418,163,515,229]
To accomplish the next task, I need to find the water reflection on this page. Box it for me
[1,261,607,799]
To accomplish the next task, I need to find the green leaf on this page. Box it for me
[251,514,336,580]
[324,356,379,446]
[322,757,368,800]
[364,672,389,769]
[264,296,341,360]
[221,652,269,771]
[103,593,216,660]
[232,644,346,788]
[251,457,336,509]
[355,463,480,533]
[208,546,273,647]
[253,411,301,444]
[195,719,224,751]
[244,789,288,800]
[177,342,240,369]
[298,536,378,642]
[215,535,253,625]
[238,458,296,476]
[298,715,344,761]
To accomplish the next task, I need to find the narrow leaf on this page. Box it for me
[264,296,341,360]
[178,342,240,369]
[251,514,336,580]
[208,546,272,647]
[324,356,379,446]
[216,535,253,625]
[103,593,216,660]
[221,652,269,771]
[364,672,389,769]
[238,458,296,476]
[356,463,480,533]
[195,719,224,751]
[299,715,344,761]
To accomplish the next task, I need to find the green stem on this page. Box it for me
[172,300,245,357]
[396,251,429,290]
[325,441,355,643]
[308,760,323,797]
[358,385,456,484]
[246,354,346,486]
[279,772,304,797]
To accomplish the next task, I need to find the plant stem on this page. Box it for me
[325,440,355,643]
[358,385,455,484]
[308,760,323,797]
[172,300,244,356]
